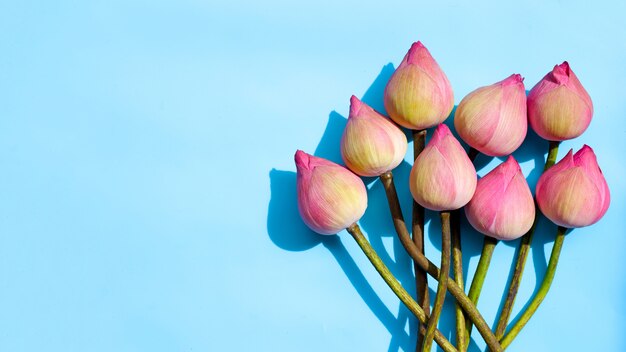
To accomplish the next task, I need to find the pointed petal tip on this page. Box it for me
[505,155,522,171]
[405,41,430,65]
[551,61,572,84]
[574,144,597,165]
[495,155,522,179]
[505,154,518,164]
[499,73,525,87]
[349,95,362,117]
[431,123,450,138]
[435,123,452,135]
[563,148,575,162]
[546,148,576,171]
[295,150,310,170]
[558,61,571,71]
[428,124,453,146]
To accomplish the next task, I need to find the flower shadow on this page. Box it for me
[267,169,322,252]
[266,169,413,350]
[268,63,426,351]
[312,110,346,165]
[358,160,420,351]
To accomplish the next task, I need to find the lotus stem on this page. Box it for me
[451,210,467,351]
[494,141,560,340]
[379,173,502,352]
[500,226,567,349]
[464,236,498,340]
[346,224,458,352]
[412,129,430,350]
[422,211,451,351]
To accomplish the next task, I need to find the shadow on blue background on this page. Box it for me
[267,64,420,352]
[267,168,416,351]
[267,63,564,351]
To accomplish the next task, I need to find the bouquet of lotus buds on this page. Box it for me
[293,41,610,351]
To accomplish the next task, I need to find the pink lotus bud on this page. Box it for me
[409,124,476,211]
[454,74,527,156]
[465,156,535,240]
[340,96,408,177]
[295,150,368,235]
[384,42,454,130]
[528,62,593,141]
[536,145,609,228]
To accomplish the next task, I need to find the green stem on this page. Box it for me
[346,224,458,352]
[450,145,480,349]
[494,141,560,340]
[378,174,502,352]
[500,226,567,349]
[412,129,430,350]
[460,146,484,347]
[544,141,561,171]
[451,210,467,352]
[464,236,498,340]
[422,212,451,352]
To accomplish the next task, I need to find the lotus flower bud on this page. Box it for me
[295,150,368,235]
[528,62,593,141]
[454,74,527,156]
[340,96,408,177]
[409,124,476,211]
[384,42,454,130]
[536,145,609,228]
[465,156,535,240]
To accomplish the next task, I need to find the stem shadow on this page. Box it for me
[322,236,413,350]
[266,169,414,350]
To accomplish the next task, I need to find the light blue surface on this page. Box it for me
[0,1,624,351]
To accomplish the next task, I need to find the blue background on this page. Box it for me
[1,1,624,351]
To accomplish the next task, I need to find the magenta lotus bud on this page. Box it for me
[528,62,593,141]
[295,150,368,235]
[409,124,476,211]
[454,74,527,156]
[384,41,454,130]
[341,96,408,177]
[465,156,535,240]
[535,145,609,228]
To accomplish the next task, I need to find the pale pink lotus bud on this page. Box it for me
[536,145,609,228]
[454,74,527,156]
[295,150,368,235]
[340,96,408,177]
[465,156,535,240]
[384,42,454,130]
[528,62,593,141]
[409,124,476,211]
